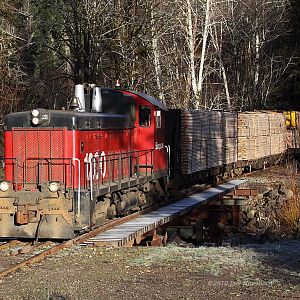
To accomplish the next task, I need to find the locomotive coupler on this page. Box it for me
[15,205,39,225]
[15,205,29,225]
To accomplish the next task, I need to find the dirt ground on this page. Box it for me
[0,241,299,300]
[243,163,300,186]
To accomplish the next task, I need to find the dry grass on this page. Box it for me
[276,162,300,238]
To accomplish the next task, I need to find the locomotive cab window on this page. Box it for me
[155,110,161,128]
[139,105,151,127]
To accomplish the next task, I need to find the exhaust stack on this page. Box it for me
[74,84,85,111]
[92,87,102,113]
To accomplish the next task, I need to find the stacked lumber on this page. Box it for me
[237,112,287,161]
[180,110,237,174]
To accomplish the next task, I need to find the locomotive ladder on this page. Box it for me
[81,179,247,247]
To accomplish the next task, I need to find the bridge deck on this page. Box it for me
[83,179,247,247]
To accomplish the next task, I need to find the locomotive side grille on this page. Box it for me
[12,129,65,186]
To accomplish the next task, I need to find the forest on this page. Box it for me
[0,0,299,121]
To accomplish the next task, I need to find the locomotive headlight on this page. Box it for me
[31,110,49,126]
[31,109,40,117]
[49,181,60,192]
[32,117,40,125]
[0,181,10,192]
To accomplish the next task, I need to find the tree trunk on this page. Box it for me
[151,7,164,102]
[187,0,199,106]
[197,0,210,109]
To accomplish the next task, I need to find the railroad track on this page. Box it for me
[0,240,58,277]
[0,200,171,280]
[0,179,247,279]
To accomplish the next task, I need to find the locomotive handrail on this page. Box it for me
[10,156,80,215]
[0,156,75,192]
[26,157,74,192]
[165,145,171,178]
[2,148,168,196]
[84,148,157,196]
[72,158,81,216]
[0,157,18,190]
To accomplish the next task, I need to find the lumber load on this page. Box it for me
[180,110,237,174]
[237,112,287,161]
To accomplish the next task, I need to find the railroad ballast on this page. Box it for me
[0,84,298,239]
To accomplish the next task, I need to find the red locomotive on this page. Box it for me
[0,84,169,239]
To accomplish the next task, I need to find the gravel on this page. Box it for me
[0,242,299,300]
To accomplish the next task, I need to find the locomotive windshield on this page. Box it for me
[101,89,135,122]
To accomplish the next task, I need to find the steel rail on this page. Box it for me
[0,201,168,279]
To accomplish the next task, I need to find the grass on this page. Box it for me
[127,245,266,277]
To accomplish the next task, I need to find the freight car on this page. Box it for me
[0,84,294,239]
[166,110,288,185]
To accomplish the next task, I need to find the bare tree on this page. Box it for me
[0,0,295,113]
[0,0,33,120]
[222,0,293,109]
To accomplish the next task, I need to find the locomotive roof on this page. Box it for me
[124,90,168,111]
